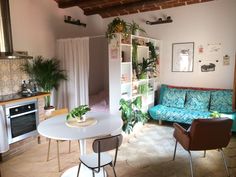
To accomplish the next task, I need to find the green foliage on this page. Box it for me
[137,57,157,79]
[106,17,128,40]
[147,42,157,59]
[66,105,91,120]
[119,97,149,134]
[127,21,146,35]
[210,111,221,118]
[21,56,67,108]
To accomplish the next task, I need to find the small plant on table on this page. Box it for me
[67,105,91,122]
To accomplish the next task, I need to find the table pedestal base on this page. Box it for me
[61,164,106,177]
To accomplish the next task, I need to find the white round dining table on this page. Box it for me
[37,111,122,177]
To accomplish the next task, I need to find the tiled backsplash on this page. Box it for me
[0,59,29,96]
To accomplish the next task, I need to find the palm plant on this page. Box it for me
[21,56,67,109]
[119,97,149,134]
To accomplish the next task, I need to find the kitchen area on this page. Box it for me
[0,0,49,161]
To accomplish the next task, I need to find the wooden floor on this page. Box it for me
[1,123,236,177]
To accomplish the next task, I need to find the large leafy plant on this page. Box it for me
[119,97,149,134]
[21,56,67,108]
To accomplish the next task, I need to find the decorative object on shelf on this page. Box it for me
[64,15,86,27]
[106,17,128,41]
[21,56,67,110]
[66,105,91,123]
[146,16,173,25]
[127,21,146,35]
[119,97,149,134]
[172,42,194,72]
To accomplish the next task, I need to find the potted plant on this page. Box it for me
[66,105,91,122]
[210,111,221,118]
[106,17,128,41]
[21,56,67,112]
[119,97,149,134]
[127,21,146,36]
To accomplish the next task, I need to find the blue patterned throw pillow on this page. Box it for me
[185,91,210,111]
[210,90,232,113]
[162,88,186,108]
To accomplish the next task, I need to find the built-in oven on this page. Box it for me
[5,99,39,144]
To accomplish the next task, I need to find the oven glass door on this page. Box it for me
[10,112,37,138]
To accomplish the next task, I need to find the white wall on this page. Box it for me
[10,0,104,58]
[104,0,236,89]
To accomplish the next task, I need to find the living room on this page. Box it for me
[0,0,236,177]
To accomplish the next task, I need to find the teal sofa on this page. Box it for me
[149,84,236,132]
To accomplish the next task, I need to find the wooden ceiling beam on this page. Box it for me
[84,0,169,16]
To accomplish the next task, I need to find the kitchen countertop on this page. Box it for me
[0,92,50,106]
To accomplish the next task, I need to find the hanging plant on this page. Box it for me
[106,17,128,41]
[127,21,146,35]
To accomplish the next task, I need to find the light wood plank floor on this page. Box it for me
[1,123,236,177]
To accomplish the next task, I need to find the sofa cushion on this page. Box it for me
[162,88,186,108]
[148,105,211,124]
[185,91,210,111]
[210,90,232,113]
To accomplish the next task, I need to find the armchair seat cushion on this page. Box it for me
[149,105,211,124]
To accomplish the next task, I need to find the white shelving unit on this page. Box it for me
[109,33,161,114]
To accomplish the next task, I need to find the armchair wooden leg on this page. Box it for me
[46,139,51,161]
[220,149,230,177]
[204,150,206,158]
[188,151,194,177]
[69,141,71,153]
[173,140,178,160]
[77,163,81,177]
[56,140,61,172]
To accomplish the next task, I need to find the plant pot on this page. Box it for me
[44,106,55,117]
[76,115,86,123]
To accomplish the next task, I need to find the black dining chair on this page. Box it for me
[77,134,123,177]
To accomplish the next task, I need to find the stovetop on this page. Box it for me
[0,93,39,102]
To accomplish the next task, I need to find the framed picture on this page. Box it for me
[172,42,194,72]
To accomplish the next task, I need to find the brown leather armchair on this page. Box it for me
[173,118,233,177]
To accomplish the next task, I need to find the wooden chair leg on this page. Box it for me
[69,141,71,153]
[203,150,206,158]
[47,139,51,161]
[56,140,61,172]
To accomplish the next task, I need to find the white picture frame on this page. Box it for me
[172,42,194,72]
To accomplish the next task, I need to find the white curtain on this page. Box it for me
[56,37,89,110]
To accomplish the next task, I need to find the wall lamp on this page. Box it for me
[146,16,173,25]
[64,15,86,27]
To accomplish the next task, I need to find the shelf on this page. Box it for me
[132,79,148,85]
[137,45,149,49]
[121,43,131,47]
[121,82,131,86]
[121,62,132,65]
